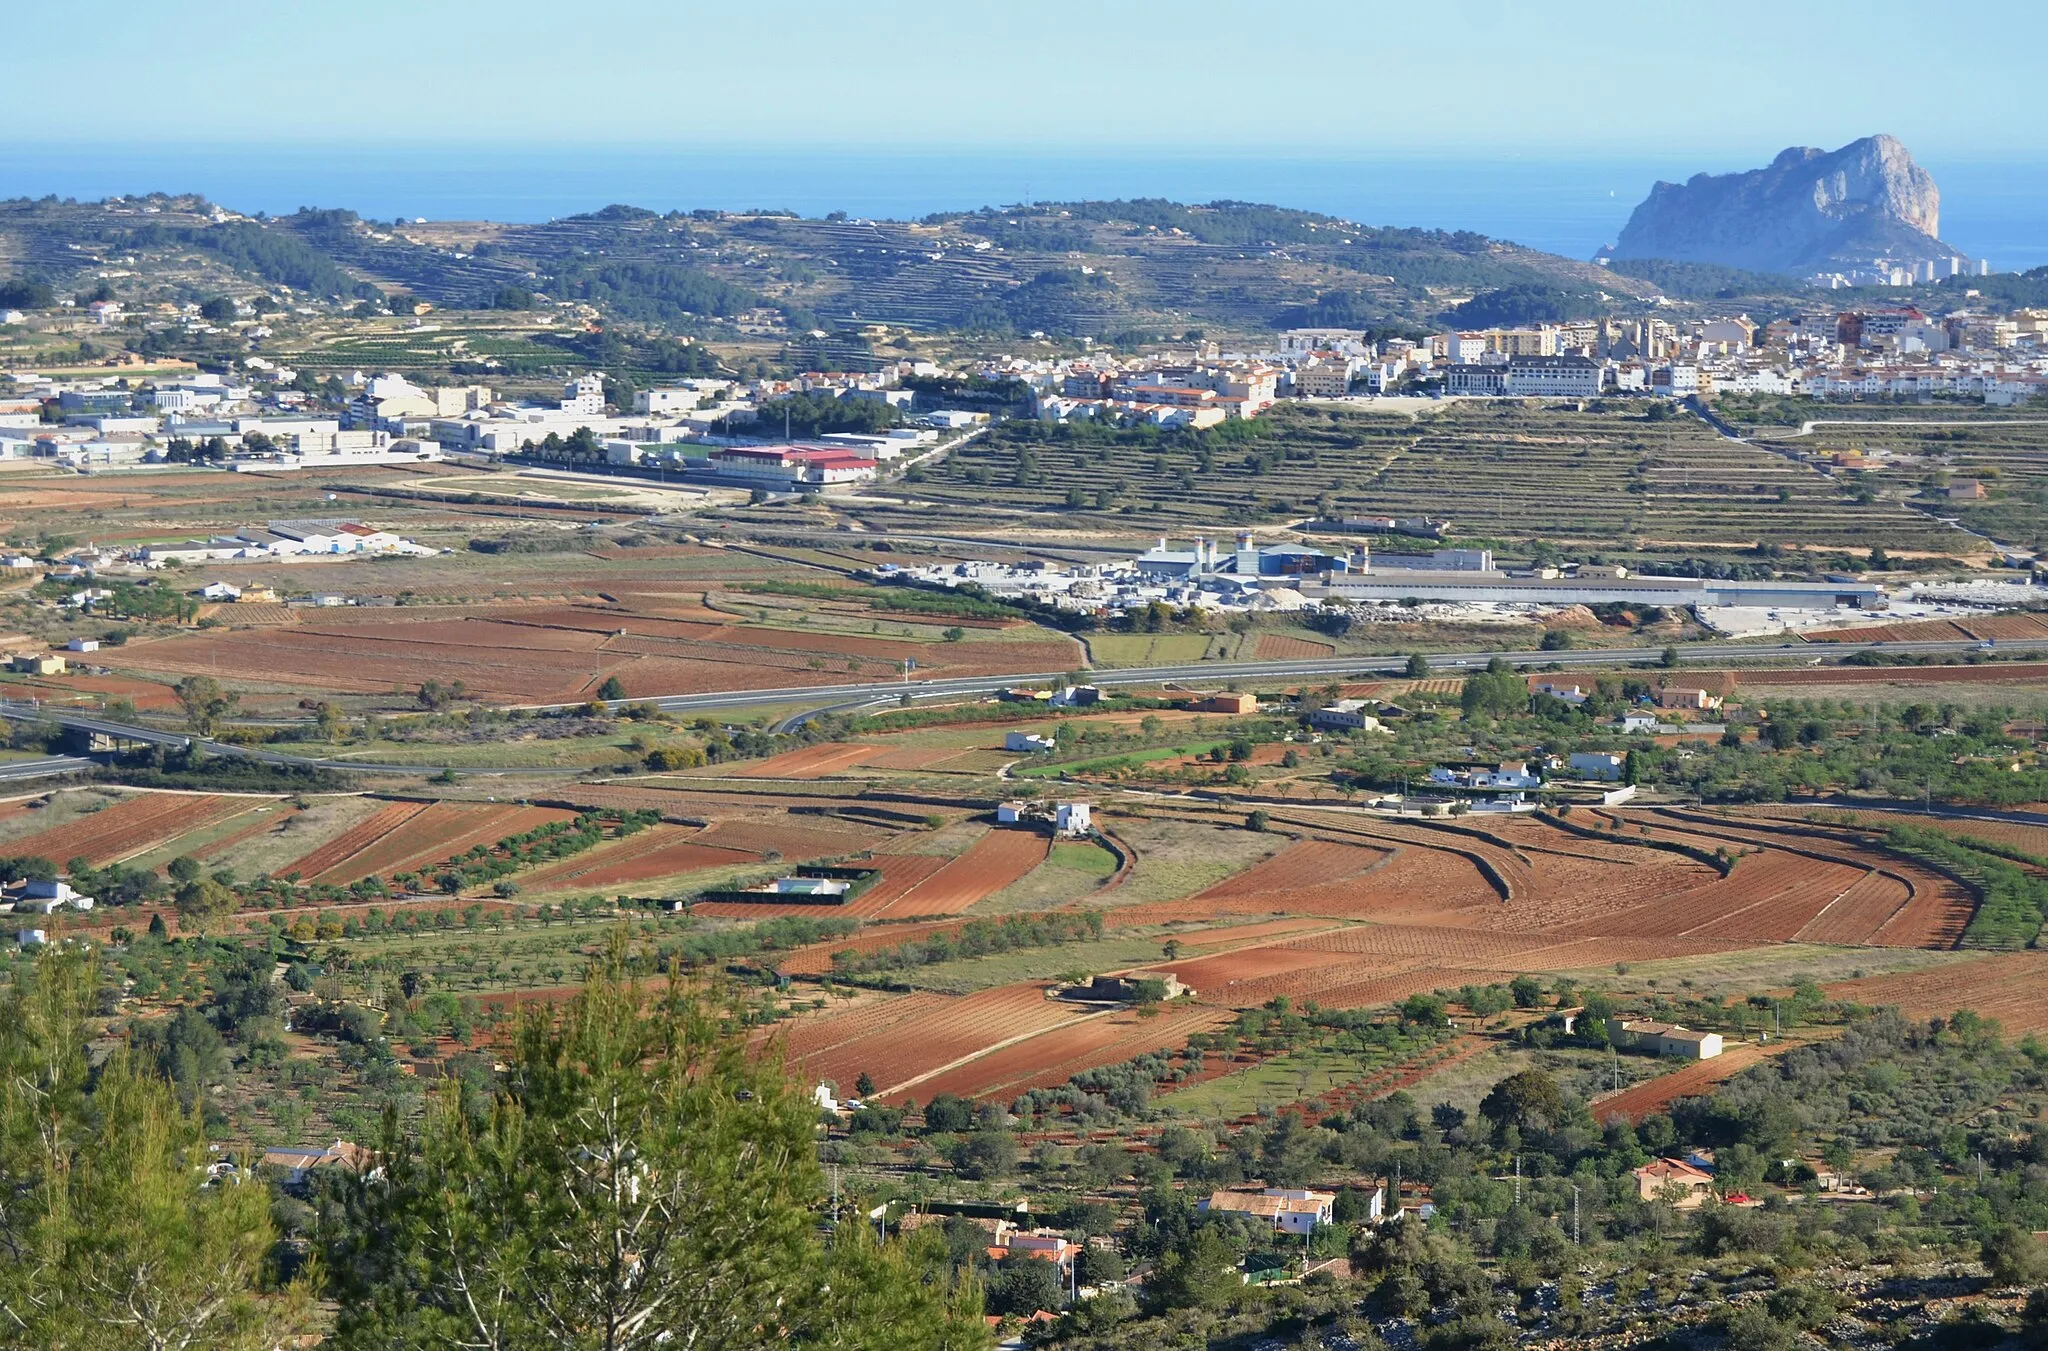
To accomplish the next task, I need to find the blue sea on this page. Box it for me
[5,144,2045,273]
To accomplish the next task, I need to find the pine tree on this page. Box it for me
[326,937,985,1350]
[0,950,309,1349]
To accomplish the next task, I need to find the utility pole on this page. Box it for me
[1514,1153,1522,1206]
[830,1164,840,1224]
[1572,1185,1581,1245]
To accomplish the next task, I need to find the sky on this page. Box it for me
[11,0,2044,158]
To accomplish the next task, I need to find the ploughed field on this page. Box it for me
[97,597,1084,703]
[752,800,2003,1105]
[4,783,2020,1115]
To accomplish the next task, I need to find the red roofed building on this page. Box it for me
[707,444,877,485]
[1633,1157,1714,1208]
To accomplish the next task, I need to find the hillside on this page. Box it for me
[0,192,1658,341]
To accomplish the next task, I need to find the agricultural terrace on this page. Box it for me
[1723,398,2048,549]
[898,401,1969,553]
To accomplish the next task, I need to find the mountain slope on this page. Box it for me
[0,193,1657,340]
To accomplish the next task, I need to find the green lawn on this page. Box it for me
[1048,842,1118,876]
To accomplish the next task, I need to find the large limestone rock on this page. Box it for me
[1609,135,1962,274]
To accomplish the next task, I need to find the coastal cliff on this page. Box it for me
[1609,135,1961,274]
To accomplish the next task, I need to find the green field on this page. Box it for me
[1158,1047,1392,1119]
[1085,633,1225,665]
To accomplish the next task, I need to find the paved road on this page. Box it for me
[0,755,97,783]
[6,634,2045,772]
[596,634,2048,721]
[0,700,586,779]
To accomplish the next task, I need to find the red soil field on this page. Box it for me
[1921,817,2048,858]
[1282,967,1529,1012]
[773,915,975,976]
[1165,944,1369,1001]
[1184,840,1392,904]
[1825,951,2048,1034]
[1955,613,2048,640]
[1732,662,2048,686]
[518,826,758,892]
[1645,812,1977,948]
[908,1003,1234,1102]
[281,801,429,879]
[161,802,301,866]
[692,852,952,919]
[30,673,180,710]
[1793,872,1913,944]
[1279,924,1564,964]
[1167,918,1345,948]
[874,828,1050,917]
[777,983,1087,1097]
[734,744,884,779]
[762,991,955,1062]
[1589,1044,1768,1123]
[101,596,1073,704]
[1253,634,1335,660]
[1802,619,1977,644]
[1681,857,1870,943]
[5,793,242,869]
[860,744,984,771]
[838,854,952,916]
[1550,853,1850,941]
[691,818,884,859]
[308,803,575,884]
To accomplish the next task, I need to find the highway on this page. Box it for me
[0,755,97,783]
[592,634,2048,721]
[4,634,2044,775]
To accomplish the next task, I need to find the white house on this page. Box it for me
[1311,699,1382,731]
[1004,731,1056,753]
[1569,751,1625,781]
[1054,802,1092,836]
[1199,1187,1346,1235]
[1607,1018,1725,1060]
[996,801,1027,824]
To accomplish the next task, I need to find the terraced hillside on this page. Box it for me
[1748,416,2048,550]
[906,401,1969,550]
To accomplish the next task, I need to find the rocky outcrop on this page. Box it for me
[1608,135,1963,274]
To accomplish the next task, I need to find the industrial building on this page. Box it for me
[1320,572,1885,611]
